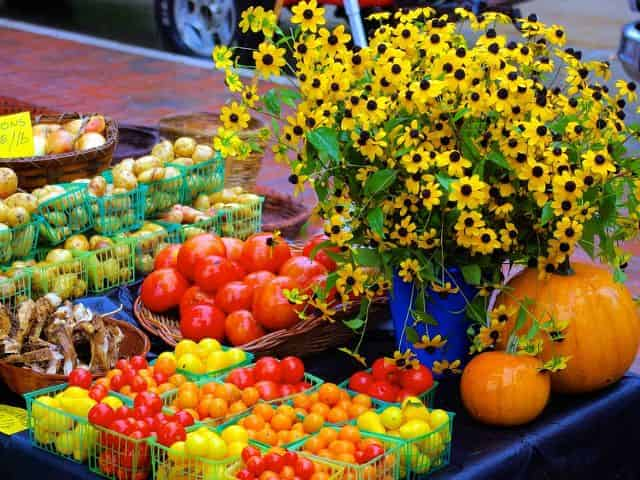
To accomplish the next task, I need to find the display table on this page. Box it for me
[1,287,639,479]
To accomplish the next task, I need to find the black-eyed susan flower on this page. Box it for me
[582,150,616,177]
[414,334,447,354]
[336,263,368,297]
[253,42,286,78]
[398,258,420,282]
[290,0,325,32]
[450,175,489,209]
[219,101,250,131]
[432,359,462,375]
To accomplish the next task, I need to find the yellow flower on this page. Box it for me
[239,6,277,37]
[432,359,462,375]
[390,216,417,246]
[490,304,517,324]
[582,150,615,178]
[398,258,420,283]
[290,0,325,32]
[241,85,259,108]
[219,101,250,131]
[450,175,489,210]
[387,349,417,369]
[430,281,459,295]
[336,264,368,297]
[253,42,286,78]
[224,70,243,93]
[413,334,447,354]
[212,45,233,70]
[478,319,506,347]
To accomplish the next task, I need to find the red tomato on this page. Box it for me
[134,392,162,414]
[295,457,315,479]
[113,406,131,421]
[224,310,265,346]
[368,380,399,403]
[395,389,415,403]
[109,419,130,435]
[362,443,385,462]
[254,357,282,383]
[176,233,226,281]
[122,366,136,384]
[240,233,292,273]
[133,405,152,420]
[215,281,253,313]
[302,234,338,272]
[263,452,284,472]
[280,356,305,384]
[242,445,262,462]
[130,355,148,371]
[279,384,296,398]
[255,380,280,400]
[371,357,399,382]
[131,376,148,393]
[68,367,92,389]
[399,364,434,394]
[99,451,116,475]
[194,255,245,293]
[180,304,226,342]
[279,256,327,289]
[89,384,109,402]
[140,268,190,312]
[88,403,114,427]
[153,244,181,270]
[246,456,266,476]
[156,421,186,447]
[180,285,216,308]
[243,270,276,294]
[282,451,299,466]
[221,237,244,262]
[236,469,254,480]
[173,410,195,427]
[252,276,301,330]
[226,367,256,389]
[349,371,374,393]
[116,359,130,370]
[109,374,126,392]
[153,371,168,385]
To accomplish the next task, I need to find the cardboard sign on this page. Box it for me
[0,112,34,158]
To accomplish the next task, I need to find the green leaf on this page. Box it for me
[549,115,578,134]
[309,240,332,261]
[353,248,381,267]
[270,118,280,136]
[325,272,338,294]
[279,88,301,108]
[315,182,328,202]
[453,107,469,122]
[435,173,454,192]
[525,321,539,341]
[343,317,364,330]
[599,183,616,226]
[307,127,340,162]
[514,298,531,333]
[461,264,481,285]
[364,169,397,196]
[579,219,599,258]
[366,207,384,238]
[406,326,420,344]
[614,267,627,283]
[540,202,554,226]
[263,89,280,116]
[411,310,438,326]
[487,151,511,170]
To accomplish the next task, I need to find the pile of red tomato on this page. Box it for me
[226,356,308,400]
[140,232,336,345]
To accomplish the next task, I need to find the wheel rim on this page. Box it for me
[174,0,237,56]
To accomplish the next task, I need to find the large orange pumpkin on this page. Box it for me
[496,262,640,394]
[460,351,550,426]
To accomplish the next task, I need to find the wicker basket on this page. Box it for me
[134,296,388,356]
[0,110,118,191]
[0,317,150,395]
[256,185,314,238]
[158,112,265,189]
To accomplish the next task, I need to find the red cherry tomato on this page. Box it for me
[156,421,186,447]
[371,357,399,382]
[154,244,181,270]
[215,281,253,313]
[221,237,244,262]
[134,391,163,413]
[235,469,254,480]
[362,443,385,462]
[295,457,315,479]
[263,452,284,473]
[140,268,190,313]
[255,380,280,401]
[282,451,299,467]
[109,374,126,392]
[280,356,305,384]
[240,233,292,273]
[246,456,266,476]
[68,367,92,389]
[173,410,195,427]
[368,380,399,403]
[226,367,256,389]
[113,406,131,421]
[122,366,137,385]
[133,405,152,420]
[302,234,338,272]
[395,389,415,403]
[88,403,114,427]
[89,384,109,402]
[253,357,282,383]
[131,376,147,393]
[116,359,129,370]
[279,384,296,398]
[129,355,148,371]
[194,255,245,294]
[400,364,434,394]
[176,233,226,281]
[180,303,226,342]
[252,276,301,330]
[279,256,327,289]
[242,445,262,463]
[224,310,265,346]
[349,371,374,394]
[153,371,168,385]
[180,285,216,309]
[243,270,276,294]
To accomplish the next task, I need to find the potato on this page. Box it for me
[43,211,66,227]
[193,194,210,211]
[88,176,108,197]
[113,169,138,191]
[192,144,215,164]
[183,226,206,239]
[0,168,18,199]
[164,167,181,179]
[6,207,30,227]
[0,202,10,224]
[52,274,76,300]
[157,205,184,224]
[64,235,90,251]
[89,235,114,251]
[135,254,154,274]
[68,209,89,226]
[33,135,46,156]
[209,189,238,204]
[237,193,261,205]
[46,249,73,264]
[0,277,16,297]
[6,193,38,213]
[151,140,174,164]
[171,157,193,167]
[73,279,87,298]
[95,216,122,234]
[174,137,197,157]
[133,155,162,177]
[115,158,136,172]
[140,222,165,233]
[182,206,209,224]
[12,227,34,257]
[137,168,163,183]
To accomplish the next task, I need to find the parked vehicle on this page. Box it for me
[620,1,640,80]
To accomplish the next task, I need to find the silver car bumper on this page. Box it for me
[619,21,640,80]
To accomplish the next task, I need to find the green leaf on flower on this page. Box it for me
[540,202,554,226]
[435,173,454,192]
[309,240,332,261]
[343,317,364,330]
[613,267,627,283]
[461,264,481,285]
[599,183,616,226]
[366,207,384,238]
[263,89,281,116]
[307,127,340,162]
[406,326,420,344]
[549,115,578,134]
[353,248,381,267]
[514,298,532,333]
[364,169,397,196]
[453,107,469,122]
[579,219,599,258]
[411,310,438,326]
[270,118,280,136]
[487,151,511,170]
[325,272,338,294]
[279,88,301,108]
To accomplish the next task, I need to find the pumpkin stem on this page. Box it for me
[555,258,574,276]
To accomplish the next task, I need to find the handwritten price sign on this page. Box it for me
[0,112,34,158]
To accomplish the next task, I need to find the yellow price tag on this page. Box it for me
[0,404,28,435]
[0,111,34,158]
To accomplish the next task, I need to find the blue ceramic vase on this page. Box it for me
[390,268,478,377]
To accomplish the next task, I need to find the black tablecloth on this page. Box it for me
[1,286,640,480]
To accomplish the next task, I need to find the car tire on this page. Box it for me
[155,0,274,61]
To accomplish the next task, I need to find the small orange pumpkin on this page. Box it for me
[461,351,550,426]
[496,262,640,394]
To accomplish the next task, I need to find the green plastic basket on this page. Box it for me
[217,197,264,240]
[37,183,94,245]
[0,219,40,265]
[120,224,182,276]
[31,249,89,300]
[82,238,136,293]
[155,211,223,244]
[151,424,239,480]
[142,174,186,217]
[171,153,225,202]
[291,427,404,480]
[89,423,153,480]
[0,268,31,315]
[90,181,147,236]
[338,370,438,409]
[23,383,97,464]
[151,346,254,382]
